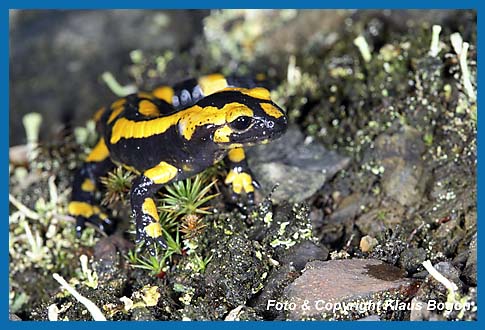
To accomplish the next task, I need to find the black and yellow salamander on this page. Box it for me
[69,74,287,252]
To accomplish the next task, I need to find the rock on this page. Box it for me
[248,127,350,203]
[278,241,329,271]
[92,234,133,296]
[250,241,328,319]
[433,262,463,291]
[358,314,381,321]
[250,263,299,320]
[373,126,427,206]
[398,248,427,274]
[282,259,417,320]
[254,203,314,258]
[463,234,477,286]
[9,145,29,166]
[409,298,442,321]
[203,235,269,313]
[355,201,405,237]
[328,192,362,224]
[94,234,133,271]
[360,235,378,253]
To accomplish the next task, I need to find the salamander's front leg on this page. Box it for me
[224,147,260,205]
[130,161,179,254]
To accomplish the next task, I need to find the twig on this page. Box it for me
[422,260,458,296]
[52,273,106,321]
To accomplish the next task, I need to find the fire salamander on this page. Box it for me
[69,74,287,252]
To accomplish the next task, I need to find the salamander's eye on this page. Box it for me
[230,116,253,131]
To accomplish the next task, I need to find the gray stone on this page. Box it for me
[399,248,427,273]
[433,262,463,291]
[373,126,427,206]
[248,127,350,203]
[463,234,477,286]
[278,241,329,271]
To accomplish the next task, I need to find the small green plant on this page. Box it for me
[127,247,168,276]
[127,230,182,275]
[100,167,135,206]
[423,132,434,146]
[126,172,218,275]
[160,174,218,217]
[163,229,183,255]
[191,253,213,273]
[376,210,387,221]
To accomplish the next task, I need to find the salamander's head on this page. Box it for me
[179,87,287,148]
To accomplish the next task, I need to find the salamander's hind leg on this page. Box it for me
[224,147,260,206]
[69,138,115,236]
[130,161,179,254]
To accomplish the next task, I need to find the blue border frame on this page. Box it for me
[2,0,480,9]
[3,1,481,328]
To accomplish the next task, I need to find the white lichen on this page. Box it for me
[450,33,476,102]
[101,71,137,97]
[22,112,42,145]
[429,25,442,57]
[353,35,372,63]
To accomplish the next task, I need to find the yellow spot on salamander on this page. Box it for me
[152,86,174,104]
[145,222,163,239]
[137,92,154,99]
[225,170,254,194]
[108,106,124,124]
[81,179,96,192]
[144,161,178,184]
[142,198,159,221]
[198,74,228,96]
[226,105,254,123]
[227,148,245,163]
[138,100,160,117]
[86,138,110,162]
[111,116,179,144]
[260,102,284,119]
[111,101,253,144]
[240,87,272,101]
[68,201,101,218]
[179,102,251,140]
[213,125,233,143]
[93,107,105,122]
[111,98,126,109]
